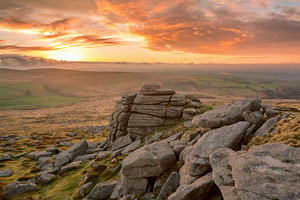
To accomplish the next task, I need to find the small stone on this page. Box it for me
[46,146,61,154]
[111,148,124,158]
[60,161,82,174]
[68,132,77,137]
[0,169,12,177]
[80,182,93,197]
[38,173,55,184]
[98,151,112,159]
[261,103,277,116]
[75,153,97,162]
[28,151,52,160]
[170,140,186,156]
[58,142,74,147]
[0,152,11,161]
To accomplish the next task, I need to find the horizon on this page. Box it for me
[1,0,300,64]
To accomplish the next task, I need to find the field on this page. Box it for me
[0,68,299,110]
[0,81,85,110]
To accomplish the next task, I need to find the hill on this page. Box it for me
[0,68,299,110]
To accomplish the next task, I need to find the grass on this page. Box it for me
[0,81,86,110]
[248,114,300,148]
[162,75,300,98]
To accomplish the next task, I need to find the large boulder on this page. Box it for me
[122,142,176,178]
[120,142,176,195]
[210,143,300,200]
[183,121,250,177]
[192,98,261,128]
[120,175,148,195]
[86,181,118,200]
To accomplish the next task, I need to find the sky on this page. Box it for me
[0,0,300,63]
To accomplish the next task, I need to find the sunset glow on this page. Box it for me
[1,0,300,63]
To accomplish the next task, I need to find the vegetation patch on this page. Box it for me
[0,81,86,110]
[248,114,300,148]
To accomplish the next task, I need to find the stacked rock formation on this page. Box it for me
[108,84,201,142]
[109,97,299,200]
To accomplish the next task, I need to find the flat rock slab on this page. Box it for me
[3,181,37,198]
[112,135,133,151]
[60,161,82,174]
[122,142,176,179]
[145,132,164,145]
[168,173,216,200]
[192,98,261,128]
[74,153,97,162]
[54,140,88,167]
[28,151,52,160]
[133,94,172,105]
[254,114,282,137]
[131,104,167,117]
[211,143,300,200]
[122,139,141,154]
[139,84,175,95]
[127,113,165,127]
[162,132,181,143]
[157,172,180,200]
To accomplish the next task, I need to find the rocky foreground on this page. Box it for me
[0,84,300,200]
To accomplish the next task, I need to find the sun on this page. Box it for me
[46,50,84,61]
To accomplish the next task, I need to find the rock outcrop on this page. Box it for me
[210,143,300,200]
[192,98,261,128]
[108,84,201,143]
[181,121,251,179]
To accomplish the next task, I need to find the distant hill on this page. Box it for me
[0,54,64,67]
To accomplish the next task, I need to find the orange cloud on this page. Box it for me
[0,45,57,52]
[96,0,300,55]
[63,35,122,47]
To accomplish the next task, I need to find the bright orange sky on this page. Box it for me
[0,0,300,63]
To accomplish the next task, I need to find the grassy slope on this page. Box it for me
[0,68,299,110]
[0,81,85,110]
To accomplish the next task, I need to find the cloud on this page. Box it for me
[96,0,300,55]
[63,35,122,47]
[0,45,57,52]
[1,0,98,14]
[1,0,300,58]
[0,16,78,32]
